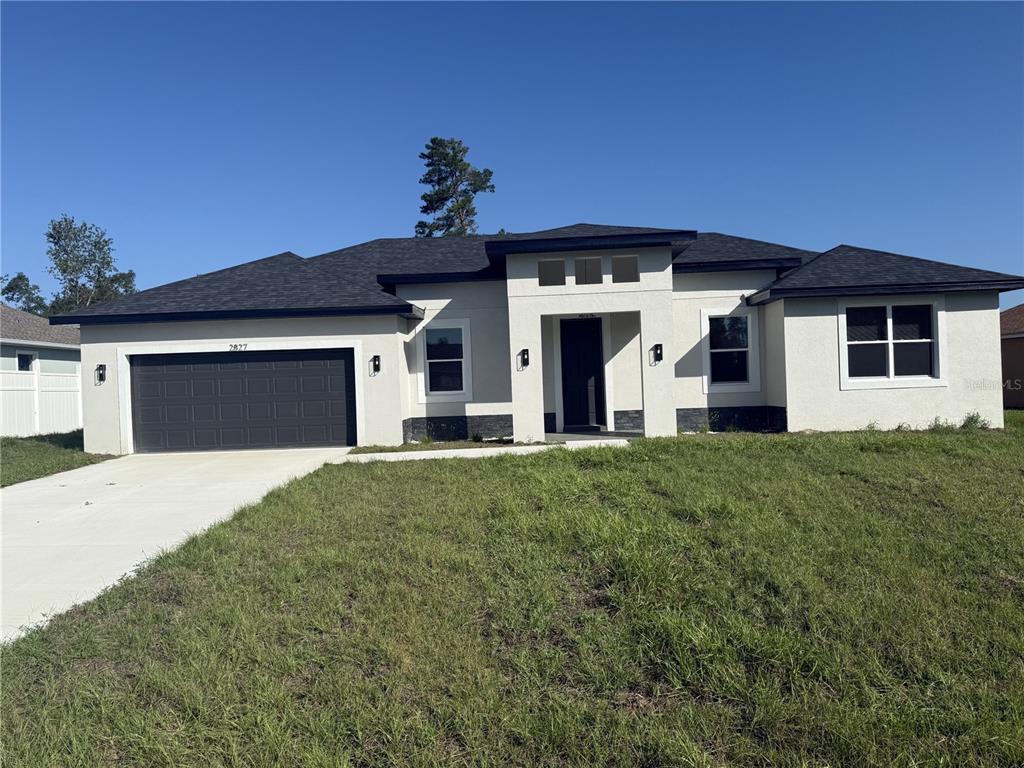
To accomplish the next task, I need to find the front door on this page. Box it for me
[560,318,606,430]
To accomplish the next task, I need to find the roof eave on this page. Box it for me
[673,257,804,274]
[0,337,80,350]
[747,279,1024,305]
[484,230,697,266]
[51,304,422,326]
[376,269,505,287]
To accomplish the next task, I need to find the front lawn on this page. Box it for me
[3,418,1023,766]
[0,430,110,487]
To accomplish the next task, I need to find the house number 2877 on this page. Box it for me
[228,343,248,351]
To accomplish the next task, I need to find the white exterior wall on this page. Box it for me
[396,280,511,419]
[671,270,778,409]
[0,344,82,437]
[79,315,406,455]
[505,247,677,441]
[783,291,1004,430]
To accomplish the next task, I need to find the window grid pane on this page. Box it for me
[846,307,887,342]
[17,354,34,372]
[709,316,748,350]
[710,351,748,383]
[848,342,888,378]
[892,305,932,341]
[427,361,463,392]
[538,260,565,287]
[574,257,602,285]
[425,328,463,361]
[611,256,639,283]
[894,341,933,376]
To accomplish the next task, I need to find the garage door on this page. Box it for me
[130,349,356,452]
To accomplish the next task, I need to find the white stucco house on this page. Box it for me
[49,224,1024,454]
[2,304,82,437]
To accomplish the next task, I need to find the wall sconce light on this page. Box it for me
[520,348,530,367]
[371,355,381,374]
[95,363,107,384]
[652,344,663,363]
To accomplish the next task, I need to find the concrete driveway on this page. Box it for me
[1,448,349,641]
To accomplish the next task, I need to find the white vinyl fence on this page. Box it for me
[1,363,83,437]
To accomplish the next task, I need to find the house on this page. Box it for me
[1,304,82,437]
[1002,303,1024,409]
[49,224,1024,454]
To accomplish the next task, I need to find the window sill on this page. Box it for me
[420,390,472,404]
[840,377,947,392]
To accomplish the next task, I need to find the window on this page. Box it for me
[708,316,749,383]
[425,327,465,393]
[574,257,602,285]
[845,304,935,379]
[17,352,35,372]
[538,259,565,287]
[611,255,639,283]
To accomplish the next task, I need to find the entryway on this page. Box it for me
[559,318,606,431]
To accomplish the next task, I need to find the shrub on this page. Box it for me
[960,412,991,431]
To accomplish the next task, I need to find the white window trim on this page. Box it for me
[701,306,760,394]
[417,318,473,403]
[837,296,947,391]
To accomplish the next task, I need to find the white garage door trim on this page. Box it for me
[114,337,365,454]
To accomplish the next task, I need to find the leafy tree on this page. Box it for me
[414,137,495,237]
[0,215,135,316]
[1,272,47,315]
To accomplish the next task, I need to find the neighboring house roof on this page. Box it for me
[1,304,79,346]
[1002,304,1024,337]
[749,245,1024,304]
[48,223,1024,325]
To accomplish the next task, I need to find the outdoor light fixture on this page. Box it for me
[95,364,107,384]
[520,348,530,367]
[371,355,381,373]
[652,344,663,362]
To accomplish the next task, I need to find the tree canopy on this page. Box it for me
[414,138,495,237]
[1,215,136,316]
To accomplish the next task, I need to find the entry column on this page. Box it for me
[508,304,546,443]
[639,292,677,437]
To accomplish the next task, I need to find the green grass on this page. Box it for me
[0,430,110,487]
[350,438,538,454]
[3,418,1023,766]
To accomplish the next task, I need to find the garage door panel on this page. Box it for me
[130,349,356,452]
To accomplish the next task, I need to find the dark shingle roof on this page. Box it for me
[310,223,684,280]
[52,252,410,324]
[48,222,1024,324]
[1002,304,1024,336]
[1,304,80,345]
[673,232,816,269]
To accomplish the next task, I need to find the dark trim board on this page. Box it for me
[402,414,513,443]
[51,304,423,326]
[677,406,787,432]
[747,280,1024,305]
[673,258,803,274]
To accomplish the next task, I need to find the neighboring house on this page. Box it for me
[1,304,82,437]
[49,224,1024,454]
[1002,303,1024,409]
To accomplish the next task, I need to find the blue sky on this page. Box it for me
[2,2,1022,307]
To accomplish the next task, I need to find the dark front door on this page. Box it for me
[130,348,357,452]
[560,318,606,430]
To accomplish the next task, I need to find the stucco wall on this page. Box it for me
[79,314,405,454]
[671,270,778,409]
[783,291,1004,430]
[397,280,512,419]
[505,247,677,440]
